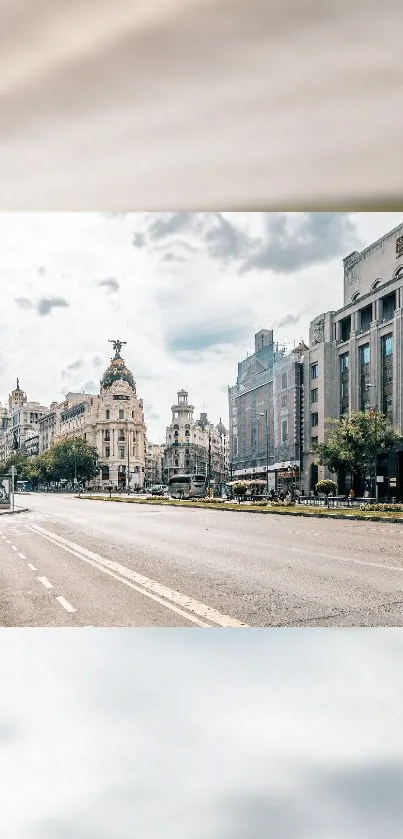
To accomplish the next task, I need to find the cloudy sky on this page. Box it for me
[1,629,403,838]
[0,212,402,441]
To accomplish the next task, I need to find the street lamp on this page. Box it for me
[72,443,77,487]
[366,383,378,501]
[259,409,270,497]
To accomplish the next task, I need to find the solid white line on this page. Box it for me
[27,563,37,571]
[56,596,76,614]
[18,552,26,559]
[37,575,53,589]
[29,524,248,627]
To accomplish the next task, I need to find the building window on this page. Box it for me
[311,363,319,380]
[382,334,393,420]
[281,395,287,408]
[281,419,288,442]
[339,352,350,416]
[105,447,110,458]
[311,436,318,446]
[340,316,351,342]
[281,373,288,389]
[118,447,125,459]
[311,412,319,427]
[381,292,396,323]
[310,388,318,404]
[359,304,372,333]
[104,430,110,441]
[106,409,110,420]
[119,409,124,419]
[340,353,349,373]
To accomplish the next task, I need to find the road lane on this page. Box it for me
[2,492,403,626]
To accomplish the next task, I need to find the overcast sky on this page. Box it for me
[1,628,403,838]
[0,212,402,442]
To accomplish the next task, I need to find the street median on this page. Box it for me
[76,495,403,523]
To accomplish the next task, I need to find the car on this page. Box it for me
[150,484,167,496]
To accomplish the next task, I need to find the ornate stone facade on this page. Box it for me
[51,342,147,488]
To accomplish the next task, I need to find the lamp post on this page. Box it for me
[125,421,130,493]
[259,408,270,497]
[366,383,378,501]
[72,443,77,487]
[207,426,212,495]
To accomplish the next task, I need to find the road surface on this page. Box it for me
[2,493,403,626]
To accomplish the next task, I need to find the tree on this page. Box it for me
[232,481,247,503]
[316,479,337,497]
[48,437,99,485]
[315,411,400,488]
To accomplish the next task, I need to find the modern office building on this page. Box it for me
[302,221,403,497]
[228,330,306,492]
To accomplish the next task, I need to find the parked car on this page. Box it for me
[150,484,167,496]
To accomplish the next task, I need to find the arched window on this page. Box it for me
[370,279,381,292]
[393,266,403,279]
[351,292,360,303]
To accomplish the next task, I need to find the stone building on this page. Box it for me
[164,390,229,485]
[0,380,49,464]
[302,221,403,497]
[228,330,306,491]
[50,341,147,489]
[145,443,165,486]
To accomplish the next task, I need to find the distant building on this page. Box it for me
[146,443,165,486]
[228,330,306,492]
[0,380,49,464]
[164,390,229,485]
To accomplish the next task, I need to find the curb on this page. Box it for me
[75,496,403,524]
[0,507,29,516]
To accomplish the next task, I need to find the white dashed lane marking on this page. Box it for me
[12,545,17,551]
[37,576,53,589]
[56,596,77,614]
[27,563,37,571]
[18,552,26,559]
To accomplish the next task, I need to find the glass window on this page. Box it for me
[118,447,125,458]
[311,436,318,446]
[281,419,288,442]
[340,353,349,373]
[383,335,393,357]
[360,344,370,365]
[281,395,287,408]
[119,409,124,419]
[311,363,319,380]
[310,388,318,404]
[106,409,110,420]
[311,412,319,427]
[281,373,288,389]
[105,447,110,458]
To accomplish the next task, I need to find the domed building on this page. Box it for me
[52,341,147,489]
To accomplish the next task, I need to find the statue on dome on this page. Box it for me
[108,339,127,357]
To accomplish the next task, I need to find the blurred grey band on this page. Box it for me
[0,0,402,209]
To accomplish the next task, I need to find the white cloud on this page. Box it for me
[0,212,401,441]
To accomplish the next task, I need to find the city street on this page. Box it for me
[2,493,403,626]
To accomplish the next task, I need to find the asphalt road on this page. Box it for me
[2,493,403,626]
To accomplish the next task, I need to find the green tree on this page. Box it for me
[315,410,400,488]
[316,479,337,497]
[48,437,99,485]
[233,481,248,503]
[2,452,30,486]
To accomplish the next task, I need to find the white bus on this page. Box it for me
[168,474,208,499]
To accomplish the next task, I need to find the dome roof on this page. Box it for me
[216,417,227,436]
[100,352,135,391]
